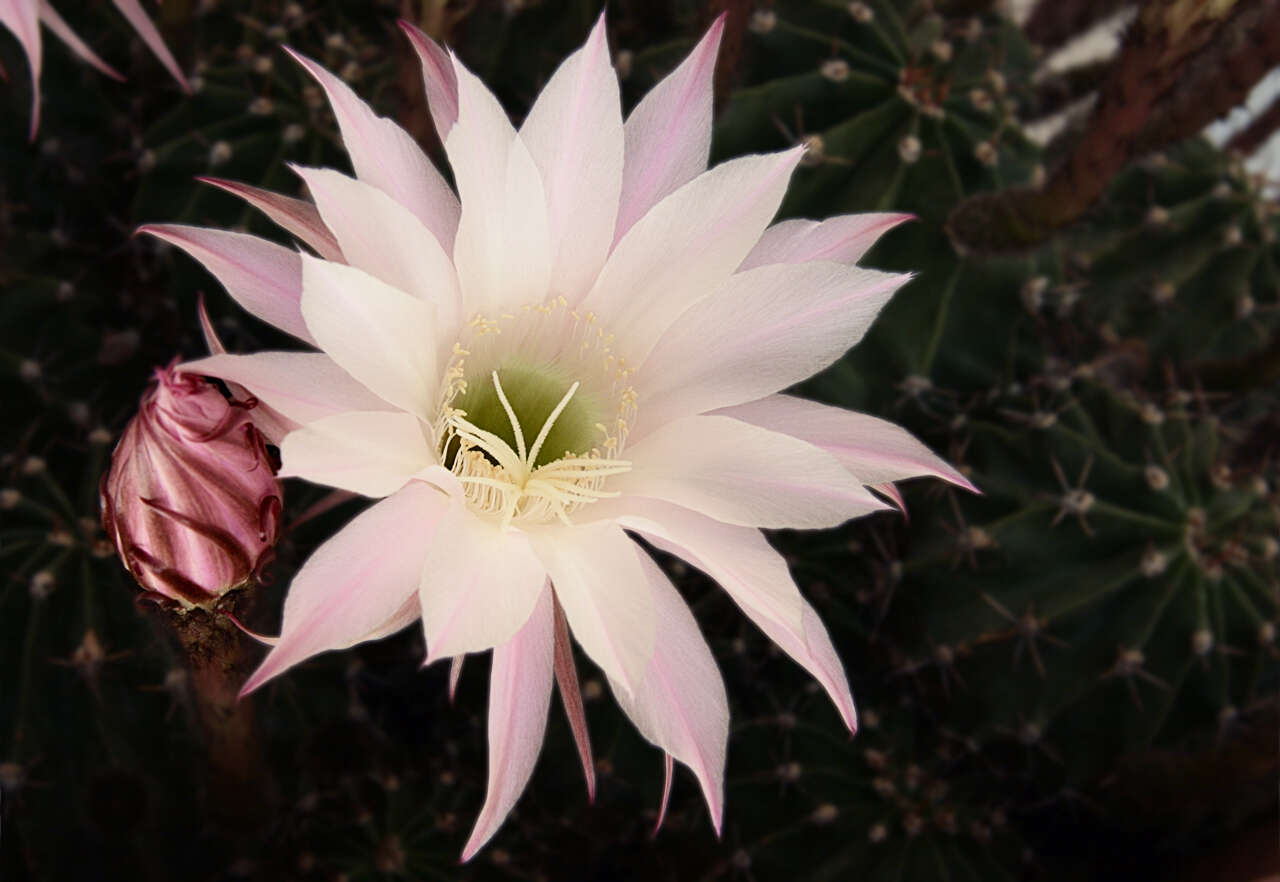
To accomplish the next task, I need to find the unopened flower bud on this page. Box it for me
[101,364,282,608]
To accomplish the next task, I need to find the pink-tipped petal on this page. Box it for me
[419,504,547,664]
[445,55,551,316]
[615,415,891,530]
[225,613,280,647]
[198,177,343,262]
[299,255,437,420]
[614,15,724,243]
[110,0,188,90]
[448,655,464,702]
[38,3,123,80]
[609,552,727,833]
[398,20,458,140]
[179,352,394,428]
[553,597,596,803]
[582,147,804,361]
[740,213,913,270]
[461,586,556,862]
[278,411,437,498]
[1,0,42,137]
[291,166,461,330]
[876,482,908,518]
[196,294,225,355]
[285,47,460,251]
[636,262,910,436]
[138,224,314,344]
[180,344,308,446]
[519,13,624,299]
[714,394,977,493]
[529,522,655,700]
[652,754,674,837]
[588,497,857,731]
[239,480,449,696]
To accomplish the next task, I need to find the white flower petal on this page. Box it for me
[580,147,803,362]
[180,352,393,427]
[39,4,122,81]
[519,15,624,300]
[110,0,188,90]
[740,212,912,269]
[285,48,460,252]
[1,0,40,134]
[589,497,856,731]
[300,255,437,419]
[614,415,890,529]
[364,593,423,642]
[239,480,449,696]
[279,411,436,498]
[714,395,976,491]
[139,225,313,344]
[293,166,462,331]
[635,262,910,436]
[608,552,728,832]
[419,503,548,663]
[615,16,724,243]
[446,57,551,315]
[461,585,555,861]
[529,522,655,699]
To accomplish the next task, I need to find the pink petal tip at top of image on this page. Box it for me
[0,0,187,139]
[100,362,282,610]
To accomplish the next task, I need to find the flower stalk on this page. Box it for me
[148,590,275,832]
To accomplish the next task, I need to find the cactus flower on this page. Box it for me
[0,0,188,138]
[141,14,973,859]
[101,364,282,609]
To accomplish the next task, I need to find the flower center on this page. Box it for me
[450,363,599,470]
[432,299,636,527]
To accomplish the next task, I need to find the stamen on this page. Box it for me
[491,370,528,466]
[432,298,639,526]
[527,381,581,468]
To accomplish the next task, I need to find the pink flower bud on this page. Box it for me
[101,363,282,608]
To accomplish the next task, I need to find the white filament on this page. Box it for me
[440,371,631,527]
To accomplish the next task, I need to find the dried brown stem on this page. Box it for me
[1024,60,1112,123]
[1025,0,1134,50]
[948,0,1267,253]
[1135,0,1280,154]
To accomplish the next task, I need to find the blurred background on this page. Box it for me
[1,1,1278,879]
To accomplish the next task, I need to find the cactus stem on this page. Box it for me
[148,589,274,834]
